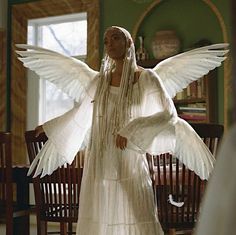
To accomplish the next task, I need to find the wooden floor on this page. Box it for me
[0,215,60,235]
[0,226,192,235]
[0,217,192,235]
[0,223,37,235]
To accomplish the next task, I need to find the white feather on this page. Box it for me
[168,194,184,207]
[153,43,229,98]
[15,44,99,102]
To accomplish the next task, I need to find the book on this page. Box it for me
[178,106,206,113]
[179,113,207,121]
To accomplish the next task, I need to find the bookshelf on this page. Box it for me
[137,60,217,123]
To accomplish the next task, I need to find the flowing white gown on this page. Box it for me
[76,75,164,234]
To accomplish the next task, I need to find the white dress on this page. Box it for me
[76,73,164,234]
[41,69,214,235]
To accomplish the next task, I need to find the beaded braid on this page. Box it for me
[89,26,138,155]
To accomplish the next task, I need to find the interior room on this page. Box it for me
[0,0,235,234]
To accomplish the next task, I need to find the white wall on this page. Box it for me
[0,0,7,29]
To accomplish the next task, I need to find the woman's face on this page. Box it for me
[104,27,127,60]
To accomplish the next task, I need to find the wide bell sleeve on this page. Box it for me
[28,78,97,177]
[118,69,177,155]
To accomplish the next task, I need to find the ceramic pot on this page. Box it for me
[152,30,181,59]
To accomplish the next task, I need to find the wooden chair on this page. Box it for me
[25,130,83,235]
[0,132,31,235]
[146,123,224,235]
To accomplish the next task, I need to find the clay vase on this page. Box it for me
[152,30,181,60]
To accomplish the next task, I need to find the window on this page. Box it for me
[27,12,87,129]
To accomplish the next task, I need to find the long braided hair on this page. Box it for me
[89,26,138,155]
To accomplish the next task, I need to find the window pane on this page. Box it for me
[27,13,87,125]
[40,20,87,56]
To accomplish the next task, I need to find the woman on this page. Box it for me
[16,26,228,235]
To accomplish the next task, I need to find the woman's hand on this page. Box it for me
[116,134,127,150]
[35,125,44,137]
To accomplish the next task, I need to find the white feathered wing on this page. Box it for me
[147,43,229,178]
[16,44,99,102]
[119,42,229,181]
[153,43,229,98]
[16,44,98,177]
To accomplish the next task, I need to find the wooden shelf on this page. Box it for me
[174,98,206,104]
[137,59,162,68]
[174,70,217,123]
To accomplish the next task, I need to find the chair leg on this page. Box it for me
[60,222,67,235]
[168,228,176,235]
[6,217,13,235]
[68,222,73,235]
[38,220,47,235]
